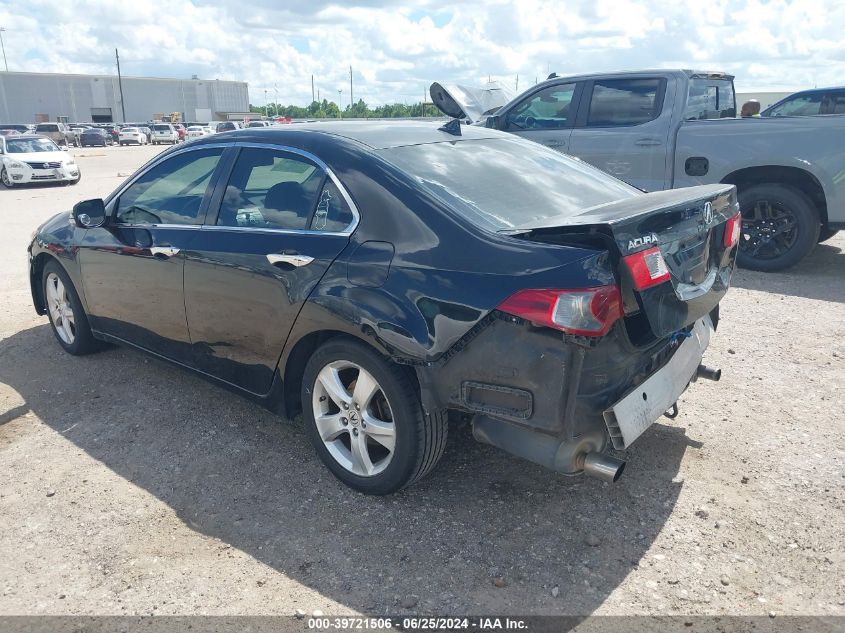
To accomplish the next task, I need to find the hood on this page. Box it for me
[3,150,69,163]
[429,81,515,123]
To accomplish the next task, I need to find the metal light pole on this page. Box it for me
[115,48,126,123]
[0,28,8,72]
[337,89,342,118]
[264,89,267,117]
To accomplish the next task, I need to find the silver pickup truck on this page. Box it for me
[431,70,845,271]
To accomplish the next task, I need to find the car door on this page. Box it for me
[567,77,671,192]
[183,144,357,395]
[499,82,582,154]
[77,146,227,363]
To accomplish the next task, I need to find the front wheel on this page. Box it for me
[737,184,820,271]
[42,261,100,355]
[1,167,13,189]
[301,338,448,495]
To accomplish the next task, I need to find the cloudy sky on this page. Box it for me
[0,0,842,107]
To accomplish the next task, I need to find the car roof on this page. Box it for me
[785,87,845,95]
[208,120,503,150]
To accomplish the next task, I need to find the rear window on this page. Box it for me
[153,125,173,131]
[685,78,736,120]
[36,124,59,132]
[586,79,663,127]
[380,137,639,232]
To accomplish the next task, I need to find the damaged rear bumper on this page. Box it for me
[416,311,718,479]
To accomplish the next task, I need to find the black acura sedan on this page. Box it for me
[28,122,739,494]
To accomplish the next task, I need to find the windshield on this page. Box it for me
[685,78,736,120]
[380,137,639,232]
[6,138,61,153]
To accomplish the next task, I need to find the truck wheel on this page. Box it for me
[818,227,839,243]
[301,338,448,495]
[737,184,820,272]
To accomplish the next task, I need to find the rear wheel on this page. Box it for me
[737,184,820,271]
[301,338,448,495]
[42,261,99,355]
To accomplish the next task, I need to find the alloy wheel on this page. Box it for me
[1,168,12,188]
[740,199,799,260]
[311,360,396,477]
[46,272,76,345]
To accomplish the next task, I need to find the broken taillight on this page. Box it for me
[623,246,670,290]
[497,286,623,336]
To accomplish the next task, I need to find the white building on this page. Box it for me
[0,71,249,123]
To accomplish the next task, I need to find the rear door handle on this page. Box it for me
[150,246,180,258]
[635,138,663,146]
[266,253,314,267]
[544,140,567,148]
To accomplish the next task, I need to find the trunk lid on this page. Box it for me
[509,184,738,339]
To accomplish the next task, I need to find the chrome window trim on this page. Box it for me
[107,141,360,236]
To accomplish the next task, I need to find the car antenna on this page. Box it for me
[438,118,462,136]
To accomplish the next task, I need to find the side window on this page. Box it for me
[587,79,662,127]
[506,83,576,130]
[311,179,355,232]
[768,94,822,117]
[821,94,845,115]
[216,147,324,230]
[115,148,223,225]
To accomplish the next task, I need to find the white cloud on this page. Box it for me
[0,0,842,107]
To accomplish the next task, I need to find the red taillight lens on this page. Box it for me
[497,286,623,337]
[623,246,670,290]
[724,212,741,248]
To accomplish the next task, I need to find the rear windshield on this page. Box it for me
[153,125,172,131]
[123,127,139,132]
[380,137,639,232]
[685,78,736,120]
[36,124,59,132]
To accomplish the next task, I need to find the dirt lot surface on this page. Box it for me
[0,144,843,617]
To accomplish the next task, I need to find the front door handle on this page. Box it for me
[635,138,663,146]
[544,140,566,148]
[266,253,314,267]
[150,246,180,258]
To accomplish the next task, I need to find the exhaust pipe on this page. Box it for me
[582,452,626,483]
[696,364,721,382]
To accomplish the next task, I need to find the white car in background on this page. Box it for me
[0,135,81,188]
[185,126,209,139]
[118,127,147,146]
[202,126,215,135]
[151,124,179,145]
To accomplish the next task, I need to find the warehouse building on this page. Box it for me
[0,71,249,124]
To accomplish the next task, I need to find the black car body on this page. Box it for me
[79,128,111,147]
[27,123,738,494]
[762,87,845,117]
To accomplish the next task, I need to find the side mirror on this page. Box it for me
[73,198,108,229]
[485,115,502,130]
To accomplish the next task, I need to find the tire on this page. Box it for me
[301,338,448,495]
[737,184,820,272]
[818,227,839,243]
[42,261,100,355]
[1,167,13,189]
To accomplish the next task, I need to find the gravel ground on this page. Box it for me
[0,144,843,617]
